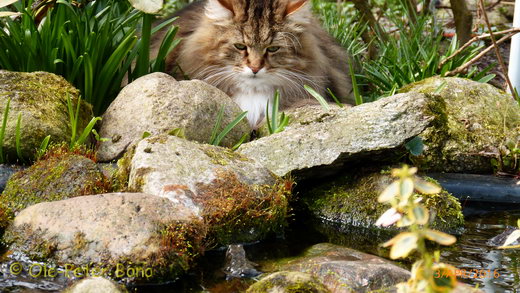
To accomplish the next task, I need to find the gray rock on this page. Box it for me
[401,77,520,173]
[64,277,126,293]
[247,271,330,293]
[4,193,205,279]
[238,93,433,179]
[260,243,410,293]
[126,134,289,244]
[97,73,251,162]
[0,70,92,161]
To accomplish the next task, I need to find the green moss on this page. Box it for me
[200,145,251,166]
[150,219,207,279]
[247,271,330,293]
[303,170,464,233]
[112,146,136,192]
[194,170,292,246]
[0,71,92,161]
[0,151,111,227]
[2,224,59,261]
[401,77,520,172]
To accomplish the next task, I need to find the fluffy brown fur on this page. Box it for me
[153,0,352,127]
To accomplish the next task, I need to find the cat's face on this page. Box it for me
[185,0,314,93]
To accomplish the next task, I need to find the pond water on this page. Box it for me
[1,202,520,292]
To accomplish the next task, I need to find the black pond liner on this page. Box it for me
[427,173,520,215]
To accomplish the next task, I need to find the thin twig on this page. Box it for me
[444,33,514,76]
[478,0,515,93]
[439,28,520,68]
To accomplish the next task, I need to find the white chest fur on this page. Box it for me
[232,78,275,128]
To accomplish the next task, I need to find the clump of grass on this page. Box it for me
[0,0,178,115]
[313,0,494,101]
[266,90,290,134]
[209,106,248,149]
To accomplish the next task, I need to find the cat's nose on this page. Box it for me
[250,66,262,74]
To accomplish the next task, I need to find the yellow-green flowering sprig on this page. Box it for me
[376,165,458,293]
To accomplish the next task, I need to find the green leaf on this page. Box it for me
[412,206,429,225]
[168,128,185,138]
[142,131,151,139]
[400,178,414,201]
[304,85,330,111]
[92,129,108,142]
[383,232,418,259]
[477,74,496,83]
[414,178,442,195]
[37,135,51,160]
[15,112,22,161]
[0,97,11,163]
[405,136,424,156]
[424,229,456,245]
[213,111,248,146]
[232,133,249,151]
[75,117,101,147]
[378,181,399,202]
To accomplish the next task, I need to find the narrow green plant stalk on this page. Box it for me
[15,112,22,162]
[0,97,11,163]
[349,61,363,105]
[135,13,153,78]
[36,135,51,160]
[304,85,330,111]
[212,111,248,146]
[209,106,225,145]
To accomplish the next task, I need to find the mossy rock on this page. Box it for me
[256,243,410,293]
[0,70,92,162]
[3,193,205,281]
[247,271,330,293]
[302,170,464,234]
[127,134,291,245]
[0,153,111,229]
[401,77,520,173]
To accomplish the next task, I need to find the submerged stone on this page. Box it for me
[4,193,205,280]
[125,134,291,245]
[223,244,261,279]
[302,170,464,234]
[258,243,409,293]
[97,72,251,162]
[247,271,330,293]
[0,70,91,161]
[401,77,520,173]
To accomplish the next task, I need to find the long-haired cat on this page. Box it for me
[155,0,353,127]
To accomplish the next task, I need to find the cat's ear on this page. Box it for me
[285,0,307,15]
[205,0,234,20]
[285,0,311,22]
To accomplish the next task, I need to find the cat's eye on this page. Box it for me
[267,46,280,53]
[234,43,247,50]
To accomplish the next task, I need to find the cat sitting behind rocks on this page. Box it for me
[155,0,353,128]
